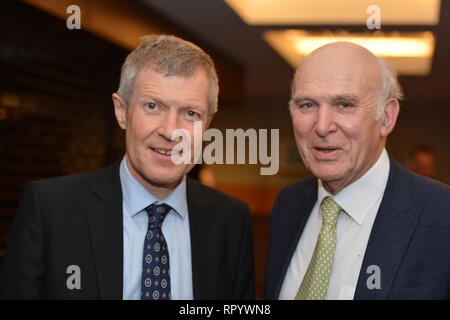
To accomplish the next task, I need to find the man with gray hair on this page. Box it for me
[265,41,450,300]
[1,35,255,300]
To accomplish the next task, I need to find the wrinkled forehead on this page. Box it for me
[293,43,382,98]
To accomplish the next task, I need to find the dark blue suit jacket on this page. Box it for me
[0,161,255,299]
[265,157,450,299]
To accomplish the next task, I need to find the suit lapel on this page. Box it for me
[85,162,124,299]
[272,178,317,298]
[186,178,217,299]
[354,158,424,299]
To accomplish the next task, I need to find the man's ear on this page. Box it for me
[112,93,127,130]
[380,98,400,137]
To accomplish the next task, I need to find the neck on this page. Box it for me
[125,158,180,200]
[145,183,176,200]
[322,182,343,195]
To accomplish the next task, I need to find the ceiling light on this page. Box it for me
[263,30,436,75]
[225,0,440,25]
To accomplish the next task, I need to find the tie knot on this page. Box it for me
[321,196,341,226]
[145,203,171,229]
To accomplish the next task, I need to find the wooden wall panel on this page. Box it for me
[0,0,127,255]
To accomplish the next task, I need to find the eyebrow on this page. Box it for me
[140,95,167,107]
[290,94,360,105]
[289,95,317,105]
[140,94,203,112]
[332,94,359,104]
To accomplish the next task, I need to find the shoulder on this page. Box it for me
[389,162,450,225]
[187,177,250,211]
[408,171,450,207]
[24,162,120,202]
[187,177,251,219]
[274,176,316,205]
[392,161,450,204]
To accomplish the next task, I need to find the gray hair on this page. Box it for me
[117,34,219,114]
[376,59,404,119]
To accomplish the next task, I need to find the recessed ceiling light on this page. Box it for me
[225,0,440,25]
[263,30,436,75]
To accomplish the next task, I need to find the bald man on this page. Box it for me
[265,42,450,300]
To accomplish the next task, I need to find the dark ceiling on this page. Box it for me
[143,0,450,106]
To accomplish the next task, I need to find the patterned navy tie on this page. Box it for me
[141,203,171,300]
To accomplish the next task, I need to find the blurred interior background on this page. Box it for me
[1,0,449,299]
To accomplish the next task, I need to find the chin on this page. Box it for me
[311,166,345,183]
[144,168,186,187]
[317,175,343,184]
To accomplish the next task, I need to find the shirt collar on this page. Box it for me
[119,156,188,219]
[317,148,390,225]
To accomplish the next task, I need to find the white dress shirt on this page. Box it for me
[120,157,193,300]
[279,149,390,300]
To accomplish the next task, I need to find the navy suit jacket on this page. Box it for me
[265,157,450,299]
[0,161,255,299]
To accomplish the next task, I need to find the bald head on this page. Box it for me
[292,42,402,118]
[294,42,381,103]
[300,41,380,68]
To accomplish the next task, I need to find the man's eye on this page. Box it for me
[187,110,199,117]
[302,103,314,108]
[339,103,354,109]
[146,102,157,109]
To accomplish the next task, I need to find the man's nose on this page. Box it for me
[314,106,337,138]
[158,111,179,141]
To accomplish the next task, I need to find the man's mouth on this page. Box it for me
[314,147,339,152]
[150,147,182,156]
[311,147,341,159]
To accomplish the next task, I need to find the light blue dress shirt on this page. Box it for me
[120,157,193,300]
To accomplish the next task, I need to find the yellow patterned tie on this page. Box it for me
[295,196,342,300]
